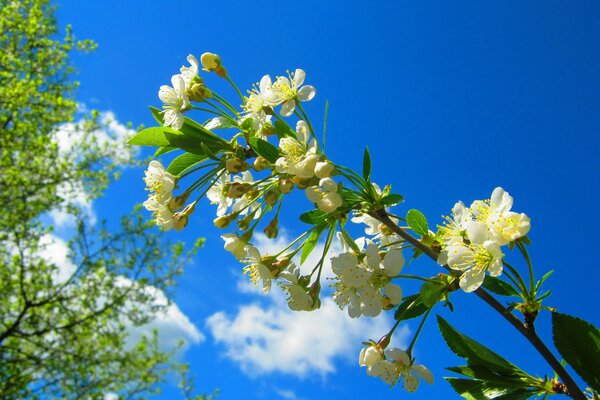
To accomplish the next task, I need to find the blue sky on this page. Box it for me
[55,1,600,398]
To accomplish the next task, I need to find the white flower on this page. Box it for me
[242,75,278,132]
[222,233,247,259]
[158,75,190,130]
[369,348,433,392]
[275,120,318,178]
[314,160,334,178]
[471,187,531,245]
[305,178,343,213]
[243,246,272,293]
[143,160,176,207]
[359,345,385,376]
[179,54,199,90]
[271,69,316,117]
[446,239,503,292]
[351,212,402,248]
[207,173,232,216]
[279,264,313,311]
[331,242,404,318]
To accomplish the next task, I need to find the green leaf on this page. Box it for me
[274,119,296,139]
[301,226,325,265]
[154,146,177,157]
[482,276,519,297]
[420,280,446,308]
[406,209,429,236]
[437,316,521,374]
[339,225,361,254]
[167,153,207,176]
[249,137,280,163]
[535,270,553,292]
[394,294,429,321]
[379,193,404,207]
[362,147,371,181]
[299,210,328,225]
[203,116,238,130]
[446,378,533,400]
[447,366,523,385]
[129,127,205,155]
[148,106,232,152]
[552,312,600,391]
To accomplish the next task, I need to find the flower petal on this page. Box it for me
[297,85,316,101]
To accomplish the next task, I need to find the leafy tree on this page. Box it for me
[0,1,210,398]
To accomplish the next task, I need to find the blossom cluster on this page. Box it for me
[135,52,541,395]
[437,187,531,292]
[359,344,434,392]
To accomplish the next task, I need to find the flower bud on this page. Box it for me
[253,156,271,171]
[314,161,334,179]
[263,217,279,239]
[173,215,188,231]
[187,76,212,102]
[258,122,276,137]
[226,158,249,173]
[292,176,314,189]
[200,52,227,77]
[214,214,232,228]
[278,178,294,194]
[237,213,254,230]
[264,190,278,207]
[169,192,190,211]
[226,182,250,198]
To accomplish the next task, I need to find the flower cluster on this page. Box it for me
[331,241,404,318]
[359,344,433,392]
[135,52,542,396]
[437,187,531,292]
[142,160,190,231]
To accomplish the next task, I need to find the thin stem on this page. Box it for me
[368,208,586,400]
[407,308,432,354]
[502,260,530,298]
[394,274,435,282]
[225,75,245,101]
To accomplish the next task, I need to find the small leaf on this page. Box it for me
[339,225,361,254]
[437,316,521,374]
[379,193,404,207]
[362,147,371,181]
[154,146,177,157]
[204,116,238,130]
[274,119,296,139]
[167,153,207,176]
[406,209,429,236]
[552,312,600,391]
[394,294,429,321]
[447,365,523,385]
[249,137,280,163]
[482,276,519,297]
[420,280,446,308]
[129,127,203,155]
[299,210,328,225]
[301,226,325,265]
[535,270,554,292]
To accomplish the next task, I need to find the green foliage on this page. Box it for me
[0,1,208,398]
[552,312,600,391]
[249,137,280,163]
[167,152,208,176]
[438,317,542,400]
[301,226,325,264]
[482,276,519,297]
[406,209,429,236]
[394,294,429,321]
[362,147,371,181]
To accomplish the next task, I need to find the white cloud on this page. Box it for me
[206,232,409,378]
[50,110,137,228]
[38,234,77,284]
[123,281,205,353]
[274,388,300,400]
